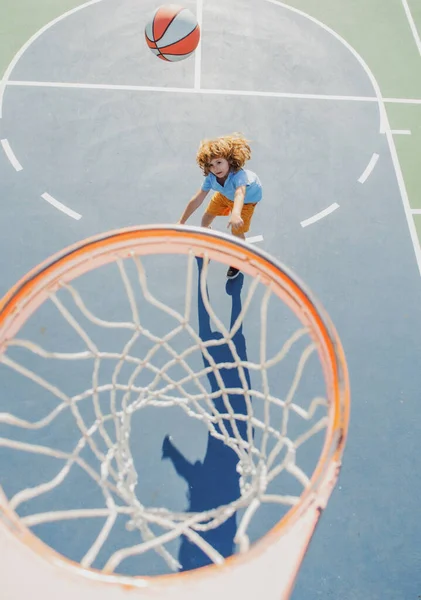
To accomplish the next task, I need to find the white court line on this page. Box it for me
[265,0,388,134]
[41,192,82,220]
[266,0,421,273]
[412,209,421,214]
[246,235,264,244]
[5,81,421,107]
[0,0,419,261]
[401,0,421,56]
[358,153,379,183]
[6,80,378,102]
[0,0,105,118]
[1,138,23,171]
[300,203,339,228]
[384,121,421,276]
[194,0,203,90]
[383,97,421,105]
[391,130,412,135]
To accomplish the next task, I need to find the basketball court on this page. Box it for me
[0,0,421,598]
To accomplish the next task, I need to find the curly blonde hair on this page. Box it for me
[196,133,251,175]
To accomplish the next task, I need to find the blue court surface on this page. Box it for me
[1,0,421,598]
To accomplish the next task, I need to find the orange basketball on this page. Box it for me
[145,4,200,62]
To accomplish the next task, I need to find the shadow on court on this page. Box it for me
[162,259,251,571]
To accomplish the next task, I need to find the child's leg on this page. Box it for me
[201,212,216,228]
[226,203,257,279]
[227,227,245,279]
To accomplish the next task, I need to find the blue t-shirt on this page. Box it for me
[201,169,262,204]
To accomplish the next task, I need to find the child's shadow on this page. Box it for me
[162,259,251,571]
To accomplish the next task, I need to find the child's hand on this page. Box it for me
[228,213,244,232]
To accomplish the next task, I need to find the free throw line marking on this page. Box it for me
[1,138,23,171]
[6,80,377,101]
[41,192,82,220]
[246,235,264,244]
[5,81,421,106]
[401,0,421,56]
[300,203,339,228]
[358,153,379,183]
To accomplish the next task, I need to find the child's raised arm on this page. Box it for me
[178,189,209,224]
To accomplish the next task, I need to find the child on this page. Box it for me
[178,133,262,279]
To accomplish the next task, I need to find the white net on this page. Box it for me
[0,250,329,576]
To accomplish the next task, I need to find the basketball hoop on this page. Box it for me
[0,225,350,599]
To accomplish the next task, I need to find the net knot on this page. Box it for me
[126,506,147,532]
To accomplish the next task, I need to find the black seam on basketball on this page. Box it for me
[157,47,170,62]
[145,34,158,50]
[153,7,183,42]
[160,51,194,57]
[158,25,199,53]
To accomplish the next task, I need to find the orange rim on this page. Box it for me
[0,224,350,588]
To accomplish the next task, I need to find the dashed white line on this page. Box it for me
[358,153,379,183]
[41,193,82,220]
[1,138,23,171]
[401,0,421,56]
[0,0,419,265]
[194,0,203,90]
[246,235,264,244]
[391,129,412,135]
[300,203,339,228]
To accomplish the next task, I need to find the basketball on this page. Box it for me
[145,4,200,62]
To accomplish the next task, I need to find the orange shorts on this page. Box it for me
[205,192,257,234]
